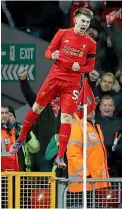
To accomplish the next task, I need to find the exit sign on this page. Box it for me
[1,43,36,81]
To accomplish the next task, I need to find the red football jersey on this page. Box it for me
[45,28,96,84]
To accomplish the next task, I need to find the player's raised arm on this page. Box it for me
[45,29,64,59]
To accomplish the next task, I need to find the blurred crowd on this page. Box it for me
[1,0,122,196]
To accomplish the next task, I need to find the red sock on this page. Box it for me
[57,124,71,157]
[18,108,39,141]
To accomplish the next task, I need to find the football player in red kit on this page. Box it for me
[10,8,96,168]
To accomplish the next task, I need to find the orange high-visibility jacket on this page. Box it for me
[1,127,20,171]
[67,114,110,192]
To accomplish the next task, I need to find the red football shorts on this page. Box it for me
[36,76,80,114]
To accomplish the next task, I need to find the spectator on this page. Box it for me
[93,19,119,74]
[87,17,118,75]
[112,79,121,93]
[66,110,110,207]
[115,69,122,88]
[87,16,102,41]
[17,69,56,171]
[95,95,122,177]
[111,23,122,72]
[1,104,20,171]
[45,134,59,162]
[8,106,40,171]
[113,88,122,117]
[67,110,110,192]
[1,104,40,172]
[93,72,116,100]
[113,70,122,116]
[87,26,99,41]
[86,17,108,73]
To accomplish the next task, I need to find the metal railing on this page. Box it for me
[57,178,122,209]
[1,173,122,208]
[1,173,13,208]
[1,172,56,209]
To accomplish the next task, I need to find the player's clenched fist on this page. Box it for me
[72,62,80,71]
[51,50,60,60]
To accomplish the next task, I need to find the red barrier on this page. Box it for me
[30,188,50,208]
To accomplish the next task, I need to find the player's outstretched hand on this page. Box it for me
[51,50,60,60]
[72,62,80,71]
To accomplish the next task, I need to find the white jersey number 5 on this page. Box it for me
[72,90,79,100]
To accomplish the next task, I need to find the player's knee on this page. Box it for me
[32,102,45,114]
[61,113,72,124]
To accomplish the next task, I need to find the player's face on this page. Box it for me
[74,14,91,34]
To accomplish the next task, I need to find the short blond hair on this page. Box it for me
[101,72,115,83]
[74,7,93,20]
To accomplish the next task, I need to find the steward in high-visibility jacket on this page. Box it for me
[1,122,20,171]
[67,113,110,193]
[1,122,40,172]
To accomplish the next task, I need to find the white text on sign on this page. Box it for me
[20,48,34,59]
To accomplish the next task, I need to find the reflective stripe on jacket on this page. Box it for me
[1,128,20,171]
[67,114,110,192]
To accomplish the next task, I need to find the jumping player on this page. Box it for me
[10,8,96,168]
